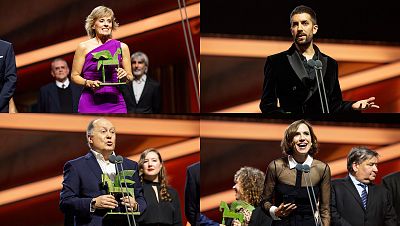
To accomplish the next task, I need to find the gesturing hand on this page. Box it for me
[275,202,297,218]
[352,97,380,110]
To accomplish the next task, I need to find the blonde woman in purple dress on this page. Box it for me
[71,6,133,113]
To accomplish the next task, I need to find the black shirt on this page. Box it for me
[138,180,183,226]
[57,85,73,113]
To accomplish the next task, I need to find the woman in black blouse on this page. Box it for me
[138,148,183,226]
[262,119,331,226]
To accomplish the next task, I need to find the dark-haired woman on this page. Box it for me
[262,119,331,226]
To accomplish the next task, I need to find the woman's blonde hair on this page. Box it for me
[85,6,119,38]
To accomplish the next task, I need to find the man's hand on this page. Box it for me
[352,97,380,110]
[94,195,118,209]
[121,196,138,212]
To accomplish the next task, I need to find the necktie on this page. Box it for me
[358,183,368,209]
[62,84,65,89]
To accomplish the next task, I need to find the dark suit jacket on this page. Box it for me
[260,43,355,114]
[59,151,147,226]
[185,162,200,226]
[38,81,81,113]
[331,176,397,226]
[120,76,161,113]
[0,40,17,112]
[383,172,400,225]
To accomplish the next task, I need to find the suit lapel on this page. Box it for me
[138,79,150,104]
[344,176,365,211]
[366,183,375,209]
[85,152,103,182]
[128,82,137,107]
[286,48,308,83]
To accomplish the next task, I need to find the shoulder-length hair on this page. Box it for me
[234,166,265,206]
[138,148,172,202]
[281,119,318,156]
[85,6,119,38]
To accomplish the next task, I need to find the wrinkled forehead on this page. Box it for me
[93,119,114,129]
[132,55,147,63]
[52,60,67,68]
[361,156,379,164]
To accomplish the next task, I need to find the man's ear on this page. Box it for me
[313,24,318,35]
[352,162,359,172]
[87,135,93,144]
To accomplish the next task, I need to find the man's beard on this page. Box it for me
[295,34,313,47]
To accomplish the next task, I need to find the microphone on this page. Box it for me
[307,59,329,113]
[109,154,137,226]
[302,164,322,226]
[315,60,323,69]
[109,154,117,163]
[307,59,316,68]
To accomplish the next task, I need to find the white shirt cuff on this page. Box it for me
[269,206,281,220]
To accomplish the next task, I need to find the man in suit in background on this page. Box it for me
[383,171,400,225]
[259,5,379,114]
[185,161,220,226]
[60,118,146,226]
[331,146,397,226]
[121,52,161,113]
[0,39,17,113]
[38,58,81,113]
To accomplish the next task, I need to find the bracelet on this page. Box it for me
[84,79,88,87]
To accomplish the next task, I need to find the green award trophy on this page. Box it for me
[92,48,126,86]
[219,200,255,225]
[102,170,139,226]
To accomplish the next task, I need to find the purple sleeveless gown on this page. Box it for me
[78,39,127,113]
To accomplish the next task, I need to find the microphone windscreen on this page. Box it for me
[116,155,124,163]
[315,60,323,68]
[109,154,117,163]
[295,164,304,172]
[307,59,316,67]
[303,164,311,173]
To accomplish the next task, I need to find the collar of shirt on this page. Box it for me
[90,149,115,162]
[133,74,147,84]
[91,149,117,181]
[288,154,313,169]
[55,78,70,89]
[349,173,369,195]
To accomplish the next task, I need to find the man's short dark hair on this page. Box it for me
[347,146,379,173]
[290,5,317,25]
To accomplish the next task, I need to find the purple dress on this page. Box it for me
[78,39,127,113]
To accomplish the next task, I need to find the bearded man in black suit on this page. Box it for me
[259,5,379,114]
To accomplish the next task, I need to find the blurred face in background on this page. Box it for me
[142,151,162,182]
[51,60,69,82]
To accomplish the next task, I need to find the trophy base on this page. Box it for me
[100,82,127,86]
[103,212,140,226]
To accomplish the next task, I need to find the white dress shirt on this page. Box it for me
[90,150,116,182]
[132,74,147,104]
[55,78,70,89]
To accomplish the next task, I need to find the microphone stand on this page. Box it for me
[303,164,322,226]
[307,59,329,113]
[116,155,137,226]
[110,155,135,226]
[315,60,329,113]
